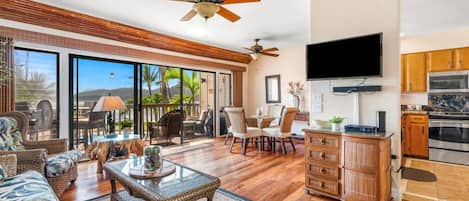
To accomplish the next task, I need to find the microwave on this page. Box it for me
[429,71,469,93]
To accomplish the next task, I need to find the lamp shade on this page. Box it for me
[92,96,127,112]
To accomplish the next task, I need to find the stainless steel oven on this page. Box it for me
[429,71,469,93]
[428,112,469,165]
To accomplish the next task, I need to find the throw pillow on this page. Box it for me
[0,117,25,151]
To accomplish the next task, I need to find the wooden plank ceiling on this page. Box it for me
[0,0,252,65]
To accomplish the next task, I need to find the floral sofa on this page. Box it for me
[0,112,81,197]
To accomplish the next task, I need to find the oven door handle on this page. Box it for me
[429,120,469,128]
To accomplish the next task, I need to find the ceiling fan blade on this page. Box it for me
[262,47,279,52]
[180,9,197,21]
[217,6,241,22]
[222,0,260,4]
[170,0,199,3]
[243,47,255,52]
[260,52,279,57]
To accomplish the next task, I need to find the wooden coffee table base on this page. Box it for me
[86,139,145,173]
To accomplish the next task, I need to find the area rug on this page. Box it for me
[86,188,252,201]
[401,167,437,182]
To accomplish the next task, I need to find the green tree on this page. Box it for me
[15,65,54,103]
[142,64,158,96]
[165,69,200,115]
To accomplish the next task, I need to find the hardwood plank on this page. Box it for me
[60,138,334,201]
[0,0,252,64]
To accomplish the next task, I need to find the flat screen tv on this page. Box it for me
[306,33,382,80]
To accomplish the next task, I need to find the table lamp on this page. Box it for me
[93,96,127,134]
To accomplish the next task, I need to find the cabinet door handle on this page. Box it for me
[460,60,463,67]
[320,168,326,173]
[449,61,452,68]
[320,152,326,159]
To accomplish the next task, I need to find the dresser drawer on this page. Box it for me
[306,149,340,165]
[306,175,340,196]
[408,115,427,124]
[305,133,340,149]
[306,162,340,180]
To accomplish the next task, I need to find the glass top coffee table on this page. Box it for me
[104,156,220,201]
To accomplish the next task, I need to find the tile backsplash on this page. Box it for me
[428,93,469,112]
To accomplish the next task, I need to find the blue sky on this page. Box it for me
[76,59,184,92]
[14,49,57,85]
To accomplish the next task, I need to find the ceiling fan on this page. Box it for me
[171,0,260,23]
[244,39,279,60]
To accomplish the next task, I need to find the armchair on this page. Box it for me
[0,112,79,197]
[148,109,185,145]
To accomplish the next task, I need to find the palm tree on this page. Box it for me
[142,64,158,96]
[164,69,201,115]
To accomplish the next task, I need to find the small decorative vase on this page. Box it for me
[256,108,262,117]
[295,95,301,109]
[144,146,163,172]
[331,123,341,131]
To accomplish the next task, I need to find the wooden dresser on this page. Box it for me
[303,129,393,201]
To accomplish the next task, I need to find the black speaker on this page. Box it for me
[376,111,386,132]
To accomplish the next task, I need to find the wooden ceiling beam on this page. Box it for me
[0,0,252,64]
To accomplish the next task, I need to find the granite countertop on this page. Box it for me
[302,128,394,139]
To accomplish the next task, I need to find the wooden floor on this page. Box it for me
[60,138,333,201]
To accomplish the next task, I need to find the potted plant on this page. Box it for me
[329,116,344,131]
[144,146,163,172]
[119,119,133,135]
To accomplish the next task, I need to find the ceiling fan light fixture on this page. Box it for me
[250,53,259,60]
[193,2,220,19]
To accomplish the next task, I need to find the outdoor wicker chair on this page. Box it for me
[148,109,185,145]
[0,112,79,197]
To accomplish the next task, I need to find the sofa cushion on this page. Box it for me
[0,165,6,181]
[0,171,59,201]
[46,150,82,178]
[0,117,24,151]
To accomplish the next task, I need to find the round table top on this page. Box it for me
[94,134,140,143]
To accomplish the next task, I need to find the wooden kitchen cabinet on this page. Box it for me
[402,114,429,158]
[402,53,427,93]
[426,49,454,72]
[454,47,469,70]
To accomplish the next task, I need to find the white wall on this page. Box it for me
[400,28,469,105]
[401,28,469,54]
[246,47,309,114]
[310,0,401,198]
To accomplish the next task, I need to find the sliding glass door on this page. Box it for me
[69,54,221,150]
[70,55,138,150]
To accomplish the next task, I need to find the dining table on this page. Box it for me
[246,115,276,128]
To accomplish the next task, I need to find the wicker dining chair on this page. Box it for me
[267,104,285,127]
[262,107,299,154]
[224,107,262,155]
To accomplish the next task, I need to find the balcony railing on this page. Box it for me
[116,103,201,124]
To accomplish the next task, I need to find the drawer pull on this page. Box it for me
[320,152,326,159]
[320,138,326,144]
[320,181,325,188]
[320,168,326,173]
